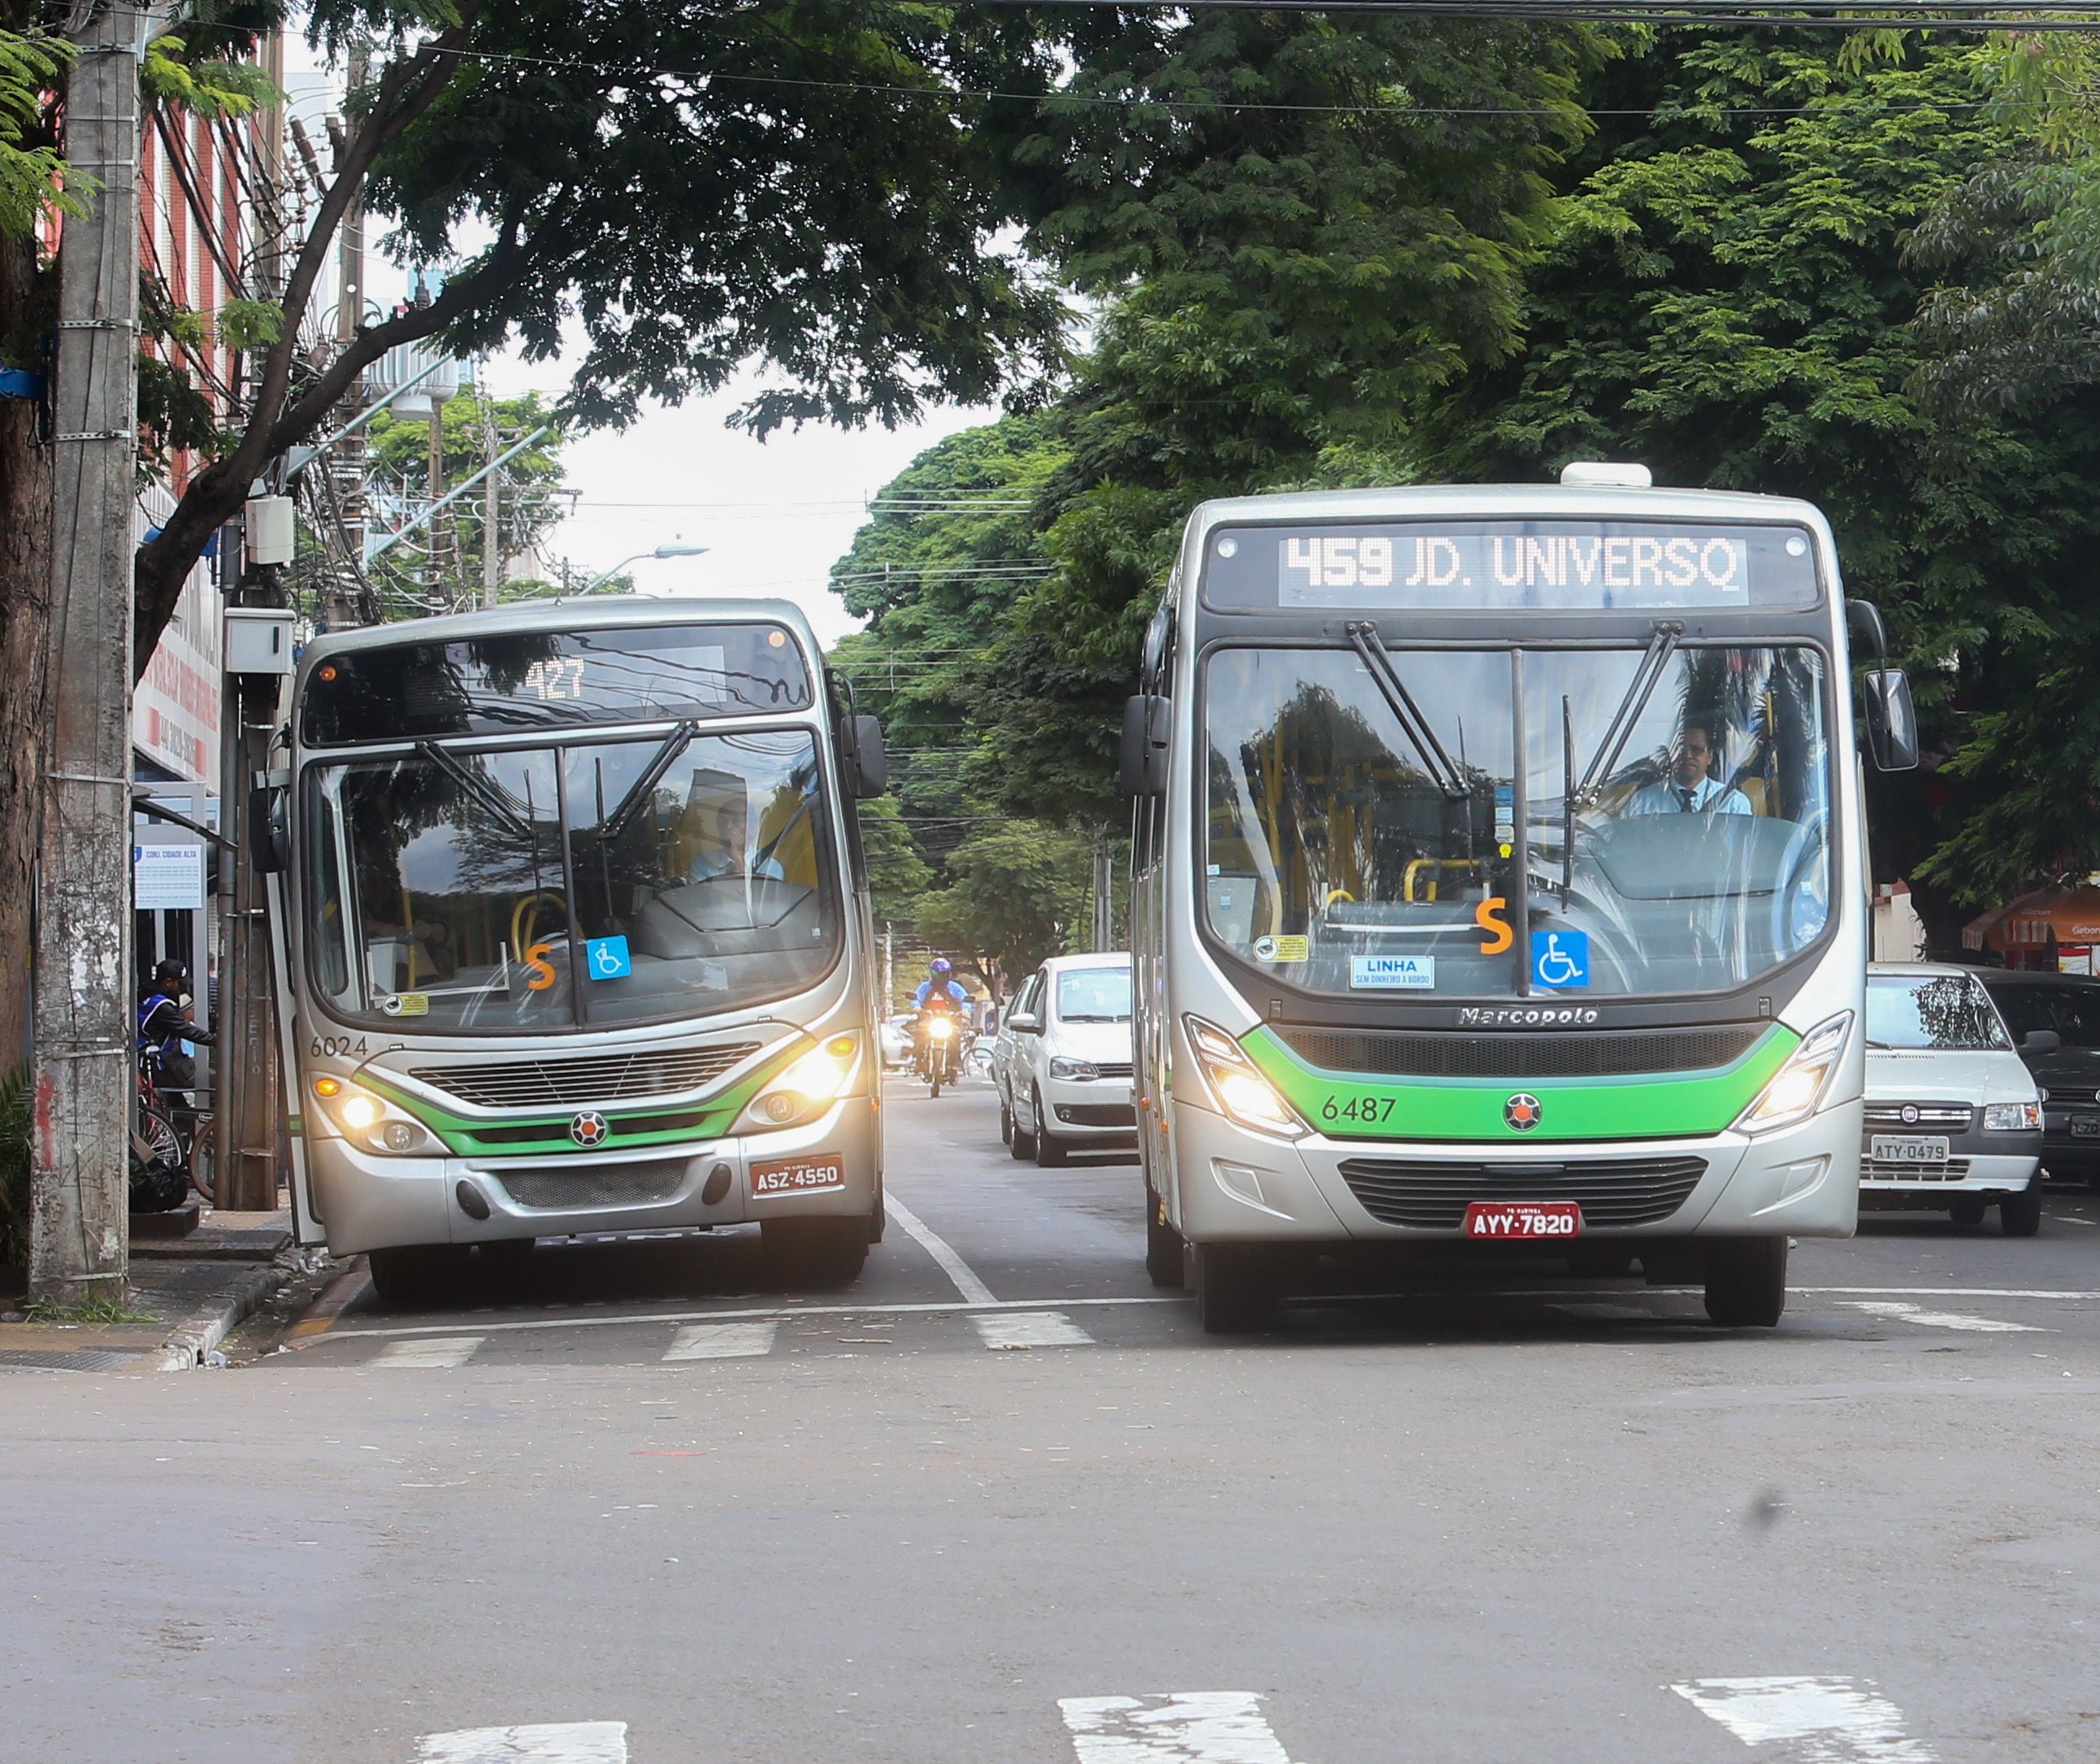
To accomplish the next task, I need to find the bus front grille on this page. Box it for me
[410,1043,762,1110]
[492,1162,690,1210]
[1337,1155,1708,1229]
[1278,1025,1761,1080]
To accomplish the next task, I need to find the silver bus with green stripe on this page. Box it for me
[1122,466,1919,1333]
[255,597,890,1305]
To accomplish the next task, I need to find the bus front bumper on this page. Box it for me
[306,1096,880,1257]
[1169,1097,1862,1244]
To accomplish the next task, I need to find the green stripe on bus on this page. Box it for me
[354,1040,808,1158]
[1240,1023,1798,1144]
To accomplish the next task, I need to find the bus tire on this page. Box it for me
[762,1218,869,1288]
[2000,1186,2043,1237]
[1145,1188,1184,1289]
[1703,1236,1788,1327]
[367,1245,467,1310]
[1194,1243,1274,1335]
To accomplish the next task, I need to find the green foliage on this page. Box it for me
[141,33,283,120]
[0,27,84,241]
[24,1292,156,1326]
[0,1065,28,1269]
[856,794,931,927]
[215,297,284,350]
[914,820,1094,980]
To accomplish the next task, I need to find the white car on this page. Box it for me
[878,1014,916,1071]
[1006,954,1135,1167]
[1864,962,2045,1235]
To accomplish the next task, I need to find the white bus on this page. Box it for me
[1123,467,1917,1332]
[257,597,888,1304]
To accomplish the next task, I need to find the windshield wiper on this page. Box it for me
[414,741,536,840]
[601,722,699,843]
[1345,623,1469,800]
[1573,620,1683,806]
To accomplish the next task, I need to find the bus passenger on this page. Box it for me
[1624,720,1752,817]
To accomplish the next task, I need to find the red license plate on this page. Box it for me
[1463,1200,1583,1239]
[750,1154,847,1196]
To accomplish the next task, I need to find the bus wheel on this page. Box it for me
[1145,1189,1184,1289]
[1703,1236,1788,1327]
[762,1218,869,1288]
[2000,1187,2043,1237]
[367,1245,468,1310]
[1193,1243,1274,1335]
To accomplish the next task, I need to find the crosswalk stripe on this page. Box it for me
[1060,1693,1294,1763]
[974,1310,1094,1350]
[663,1321,778,1361]
[1842,1301,2046,1335]
[415,1721,627,1761]
[1672,1676,1933,1762]
[374,1336,484,1368]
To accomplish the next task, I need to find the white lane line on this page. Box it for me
[316,1294,1177,1346]
[871,1193,999,1306]
[415,1720,627,1761]
[1842,1301,2046,1335]
[1060,1693,1294,1763]
[974,1310,1094,1350]
[374,1336,485,1368]
[663,1321,778,1361]
[1798,1287,2100,1299]
[1673,1676,1933,1762]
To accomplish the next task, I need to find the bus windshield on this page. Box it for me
[1202,644,1831,1000]
[305,727,840,1031]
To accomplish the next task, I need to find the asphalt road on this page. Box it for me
[8,1075,2100,1764]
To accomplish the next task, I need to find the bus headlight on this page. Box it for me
[311,1078,432,1155]
[1733,1012,1852,1136]
[735,1034,861,1134]
[1183,1015,1307,1140]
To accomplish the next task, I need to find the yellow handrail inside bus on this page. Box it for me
[1404,858,1477,902]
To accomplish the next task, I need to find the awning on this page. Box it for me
[1963,885,2100,953]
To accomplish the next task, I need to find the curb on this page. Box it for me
[144,1262,284,1371]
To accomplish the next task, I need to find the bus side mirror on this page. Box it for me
[1121,694,1169,796]
[845,715,887,796]
[249,784,289,874]
[1846,598,1889,662]
[1861,667,1919,772]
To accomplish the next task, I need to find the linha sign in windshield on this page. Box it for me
[1203,520,1820,612]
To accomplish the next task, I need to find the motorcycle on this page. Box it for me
[915,1008,965,1098]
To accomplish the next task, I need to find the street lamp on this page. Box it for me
[579,541,709,594]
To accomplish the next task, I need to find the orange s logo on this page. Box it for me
[524,940,558,992]
[1474,897,1512,955]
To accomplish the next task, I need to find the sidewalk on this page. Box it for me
[0,1207,309,1372]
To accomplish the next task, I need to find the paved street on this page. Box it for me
[9,1075,2100,1762]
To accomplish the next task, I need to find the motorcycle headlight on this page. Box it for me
[1183,1015,1307,1140]
[1049,1056,1099,1081]
[1984,1101,2043,1132]
[1733,1012,1852,1136]
[735,1034,861,1134]
[927,1017,954,1041]
[310,1076,433,1156]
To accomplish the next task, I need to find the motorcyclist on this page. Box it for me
[912,958,971,1078]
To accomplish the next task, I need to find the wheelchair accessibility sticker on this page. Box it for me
[585,935,633,980]
[1531,930,1590,989]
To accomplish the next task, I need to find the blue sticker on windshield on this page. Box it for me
[1352,954,1435,990]
[585,935,632,981]
[1532,930,1590,989]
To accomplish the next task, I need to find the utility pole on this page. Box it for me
[1091,828,1113,953]
[480,381,501,608]
[31,0,143,1304]
[326,38,367,628]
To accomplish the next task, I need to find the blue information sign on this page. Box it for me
[1531,930,1590,989]
[584,935,633,981]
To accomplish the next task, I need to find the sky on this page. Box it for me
[280,39,996,650]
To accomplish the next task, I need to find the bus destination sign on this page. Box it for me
[1201,519,1820,613]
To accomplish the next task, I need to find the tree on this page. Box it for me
[915,819,1092,982]
[857,793,931,928]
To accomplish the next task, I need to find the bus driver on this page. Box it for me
[1624,719,1752,818]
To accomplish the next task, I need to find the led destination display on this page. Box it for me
[1201,519,1821,612]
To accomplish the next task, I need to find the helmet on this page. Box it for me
[931,957,952,974]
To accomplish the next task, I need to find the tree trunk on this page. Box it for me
[0,226,52,1072]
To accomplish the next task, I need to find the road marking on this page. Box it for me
[1647,1376,2093,1410]
[1797,1287,2100,1300]
[1842,1301,2046,1334]
[1060,1693,1294,1763]
[415,1721,627,1761]
[375,1336,485,1368]
[1672,1676,1933,1762]
[662,1321,777,1361]
[883,1193,998,1305]
[312,1294,1178,1347]
[1551,1301,1660,1320]
[974,1310,1094,1350]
